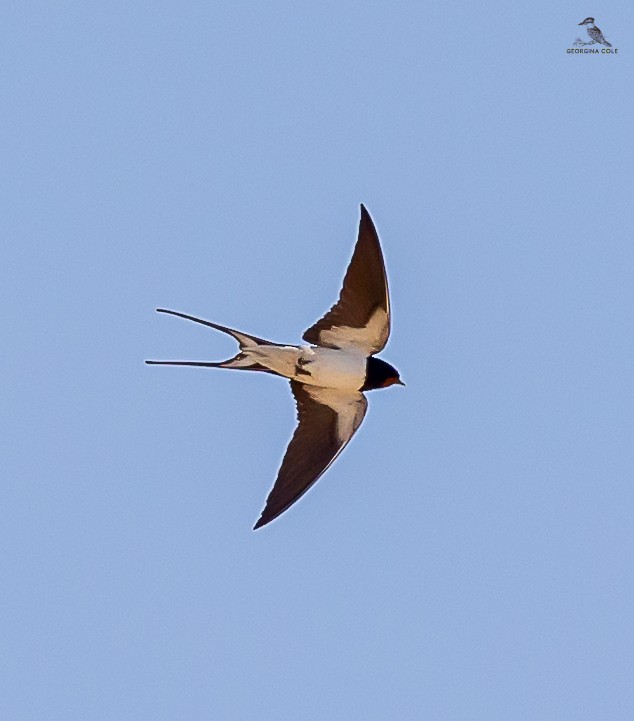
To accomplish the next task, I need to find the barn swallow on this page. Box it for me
[147,205,402,529]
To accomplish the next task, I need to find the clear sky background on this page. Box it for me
[3,2,634,720]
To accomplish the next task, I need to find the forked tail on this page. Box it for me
[145,308,280,373]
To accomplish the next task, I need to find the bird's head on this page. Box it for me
[362,357,405,391]
[578,17,594,25]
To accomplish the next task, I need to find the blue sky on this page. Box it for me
[3,2,633,719]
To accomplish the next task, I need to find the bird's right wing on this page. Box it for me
[589,26,610,45]
[302,205,391,355]
[253,381,367,529]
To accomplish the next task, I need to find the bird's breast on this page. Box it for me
[294,346,366,391]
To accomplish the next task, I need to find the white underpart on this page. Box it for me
[297,346,366,390]
[241,344,366,391]
[318,307,389,354]
[242,345,302,377]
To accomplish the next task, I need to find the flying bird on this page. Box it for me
[578,17,612,47]
[147,205,403,529]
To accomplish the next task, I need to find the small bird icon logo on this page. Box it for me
[577,17,612,47]
[147,206,403,529]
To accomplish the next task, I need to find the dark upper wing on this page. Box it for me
[253,381,367,529]
[302,205,391,354]
[589,26,609,44]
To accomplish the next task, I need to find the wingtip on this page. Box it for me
[253,510,279,530]
[359,204,375,228]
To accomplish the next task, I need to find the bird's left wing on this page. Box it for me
[253,381,368,529]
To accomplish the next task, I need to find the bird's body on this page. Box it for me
[147,206,402,529]
[578,17,612,46]
[245,342,367,391]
